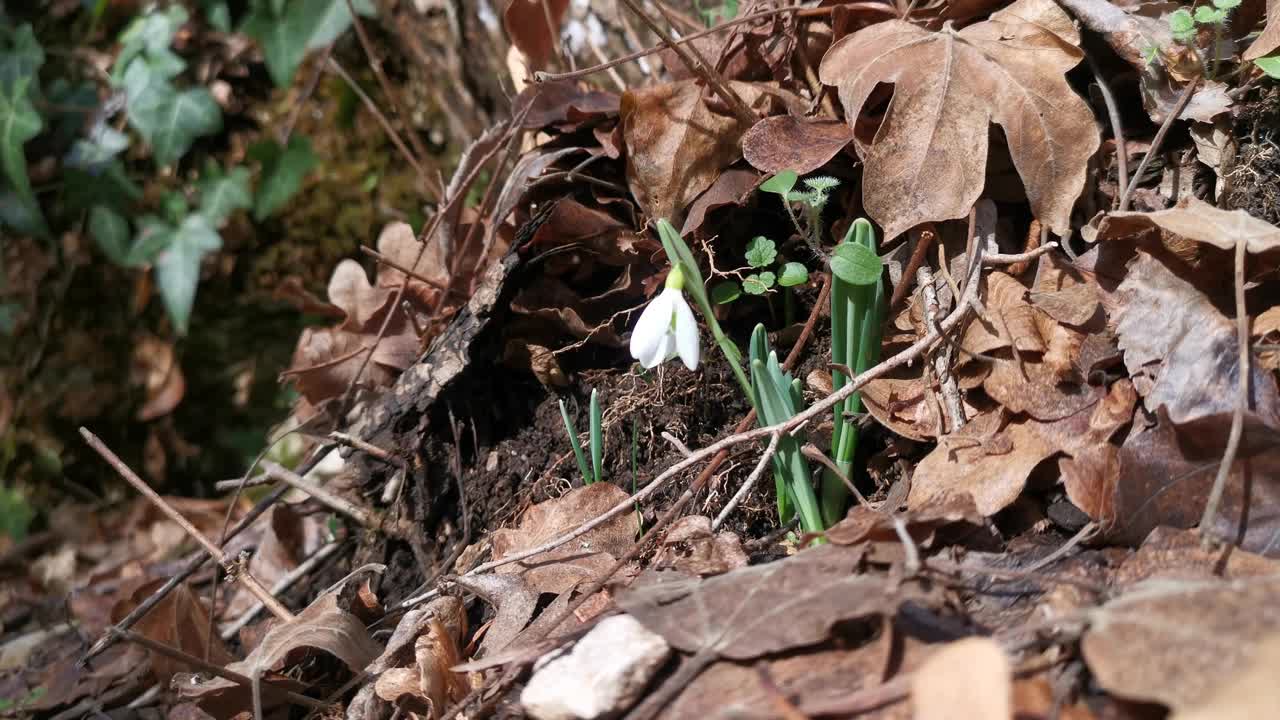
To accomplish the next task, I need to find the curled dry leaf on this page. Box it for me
[513,80,620,130]
[1082,574,1280,711]
[490,483,639,595]
[621,80,770,223]
[453,574,539,657]
[503,0,571,70]
[681,166,760,237]
[130,335,186,421]
[180,591,381,715]
[618,544,938,660]
[819,0,1099,239]
[741,116,853,175]
[911,637,1011,720]
[826,493,982,547]
[1104,196,1280,254]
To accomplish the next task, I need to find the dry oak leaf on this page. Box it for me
[621,80,770,223]
[504,0,571,70]
[1082,574,1280,712]
[818,0,1100,239]
[911,637,1011,720]
[490,483,640,595]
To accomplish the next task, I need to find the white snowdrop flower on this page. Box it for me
[629,266,700,371]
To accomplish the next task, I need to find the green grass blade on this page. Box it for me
[559,398,592,485]
[589,389,603,484]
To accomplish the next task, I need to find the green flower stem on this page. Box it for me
[657,220,754,403]
[559,399,592,485]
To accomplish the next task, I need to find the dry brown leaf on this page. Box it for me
[115,581,235,682]
[513,80,619,129]
[1172,631,1280,720]
[618,544,937,660]
[1109,527,1280,587]
[503,0,571,69]
[621,80,769,222]
[826,493,982,547]
[1105,196,1280,254]
[224,505,323,618]
[908,412,1056,516]
[490,483,639,595]
[1114,252,1280,437]
[1082,574,1280,711]
[1254,305,1280,370]
[911,637,1011,720]
[1243,0,1280,59]
[740,116,853,175]
[653,516,748,577]
[181,590,381,714]
[818,0,1099,239]
[131,335,186,421]
[681,166,760,237]
[453,574,539,657]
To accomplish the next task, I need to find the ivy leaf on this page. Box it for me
[745,236,777,268]
[197,163,252,227]
[759,169,797,196]
[152,213,223,334]
[743,272,776,295]
[243,0,376,87]
[0,24,45,93]
[143,87,222,167]
[66,124,131,171]
[252,134,318,219]
[1256,55,1280,78]
[712,281,742,304]
[0,77,46,235]
[829,242,881,286]
[778,262,809,287]
[89,205,132,265]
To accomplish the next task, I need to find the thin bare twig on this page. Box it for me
[615,0,757,126]
[1085,51,1127,209]
[329,431,408,469]
[221,541,345,640]
[110,628,328,711]
[79,428,294,622]
[918,266,965,431]
[1200,235,1250,545]
[325,57,432,195]
[261,461,377,528]
[1118,77,1201,211]
[711,431,782,530]
[983,242,1059,265]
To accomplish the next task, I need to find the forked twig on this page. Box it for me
[79,428,295,622]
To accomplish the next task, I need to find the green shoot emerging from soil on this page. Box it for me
[559,388,604,485]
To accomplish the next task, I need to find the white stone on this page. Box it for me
[521,614,671,720]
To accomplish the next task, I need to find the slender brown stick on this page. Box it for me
[261,461,377,528]
[325,58,433,196]
[615,0,757,126]
[1085,52,1127,209]
[1200,236,1250,544]
[110,628,328,711]
[1118,77,1200,211]
[342,0,442,200]
[537,3,895,83]
[984,242,1058,265]
[79,428,294,622]
[890,225,937,310]
[329,431,407,469]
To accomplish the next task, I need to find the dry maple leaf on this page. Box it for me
[818,0,1100,239]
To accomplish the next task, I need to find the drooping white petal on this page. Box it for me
[671,292,700,370]
[630,290,675,368]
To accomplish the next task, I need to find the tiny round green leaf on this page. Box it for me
[760,170,797,196]
[1212,0,1241,9]
[743,272,775,295]
[829,242,881,286]
[712,281,742,304]
[778,262,809,287]
[745,236,777,268]
[1194,6,1225,23]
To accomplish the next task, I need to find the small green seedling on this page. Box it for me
[711,235,810,303]
[559,388,605,485]
[1166,0,1241,77]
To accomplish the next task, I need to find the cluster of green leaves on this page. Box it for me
[712,235,809,303]
[1168,0,1239,42]
[0,0,364,335]
[749,324,824,535]
[560,389,605,485]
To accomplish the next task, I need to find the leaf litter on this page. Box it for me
[15,1,1280,719]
